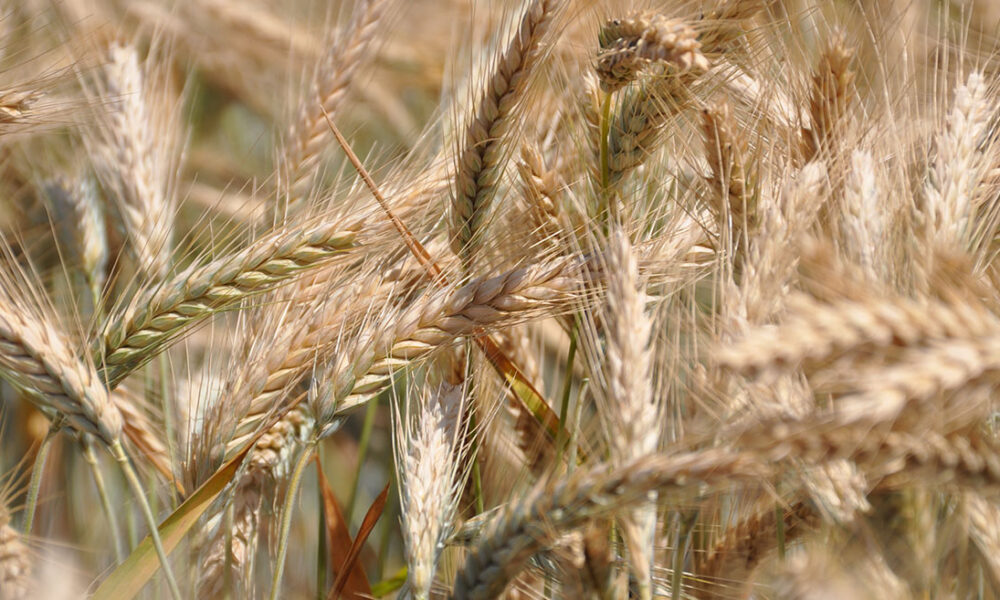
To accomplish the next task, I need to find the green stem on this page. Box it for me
[112,441,182,600]
[158,353,178,508]
[567,378,588,474]
[82,439,125,562]
[555,323,578,463]
[346,398,378,523]
[269,439,317,600]
[22,417,61,535]
[464,349,485,514]
[317,459,328,600]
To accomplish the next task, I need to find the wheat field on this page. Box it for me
[0,0,999,598]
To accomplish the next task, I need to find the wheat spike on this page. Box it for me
[597,229,658,599]
[596,13,708,92]
[0,293,121,445]
[97,220,359,387]
[450,0,566,265]
[923,71,990,247]
[43,178,107,309]
[285,0,394,213]
[449,450,769,600]
[91,42,175,279]
[398,384,466,600]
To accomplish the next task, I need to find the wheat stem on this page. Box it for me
[268,438,316,600]
[22,416,60,535]
[112,441,182,600]
[83,438,125,562]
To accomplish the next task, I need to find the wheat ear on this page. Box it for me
[398,384,466,600]
[716,290,999,379]
[450,0,566,265]
[285,0,393,212]
[841,150,883,278]
[701,99,756,271]
[91,43,174,279]
[923,71,990,247]
[449,450,769,600]
[228,257,583,454]
[596,13,708,93]
[696,501,818,599]
[697,0,776,54]
[801,33,855,163]
[0,498,30,599]
[0,297,121,445]
[605,74,697,188]
[43,178,107,309]
[516,144,564,248]
[598,229,658,600]
[97,220,358,387]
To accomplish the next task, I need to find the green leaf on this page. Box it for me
[371,567,407,598]
[91,442,253,600]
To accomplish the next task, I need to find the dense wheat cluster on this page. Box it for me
[1,0,999,598]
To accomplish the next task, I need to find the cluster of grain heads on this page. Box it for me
[3,0,1000,597]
